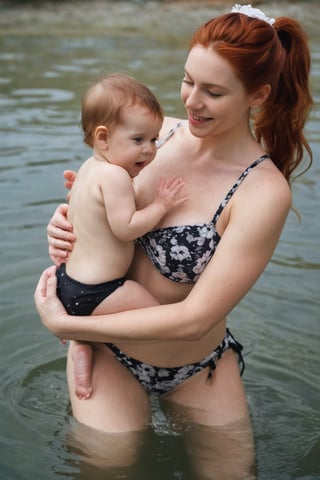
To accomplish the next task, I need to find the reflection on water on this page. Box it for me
[0,2,319,479]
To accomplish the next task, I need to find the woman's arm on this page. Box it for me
[34,265,191,341]
[35,173,291,343]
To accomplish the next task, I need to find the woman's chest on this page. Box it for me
[139,157,231,226]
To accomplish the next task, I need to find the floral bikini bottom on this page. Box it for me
[106,328,245,395]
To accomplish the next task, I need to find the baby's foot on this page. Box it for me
[72,343,93,400]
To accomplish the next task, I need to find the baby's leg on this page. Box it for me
[72,341,93,400]
[92,279,158,315]
[72,280,157,400]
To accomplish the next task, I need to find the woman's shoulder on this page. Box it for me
[239,158,292,216]
[258,158,291,198]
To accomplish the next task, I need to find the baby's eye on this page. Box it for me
[133,137,144,144]
[151,137,159,143]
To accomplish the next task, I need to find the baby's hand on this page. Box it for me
[155,176,189,211]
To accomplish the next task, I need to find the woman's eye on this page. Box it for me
[208,91,222,98]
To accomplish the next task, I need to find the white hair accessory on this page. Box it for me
[231,4,275,26]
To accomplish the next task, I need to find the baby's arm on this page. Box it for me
[103,169,188,241]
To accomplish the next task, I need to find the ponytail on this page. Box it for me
[254,17,313,181]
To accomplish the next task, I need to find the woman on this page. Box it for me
[35,5,313,478]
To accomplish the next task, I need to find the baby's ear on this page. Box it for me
[94,126,109,146]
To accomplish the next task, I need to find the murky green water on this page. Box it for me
[0,2,319,479]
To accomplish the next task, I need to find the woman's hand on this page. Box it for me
[34,265,67,338]
[47,170,77,265]
[47,204,76,265]
[64,169,77,202]
[64,169,77,190]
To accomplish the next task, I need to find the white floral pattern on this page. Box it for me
[106,329,244,395]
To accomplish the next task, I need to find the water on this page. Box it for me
[0,1,319,479]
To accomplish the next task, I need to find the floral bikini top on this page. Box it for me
[136,123,269,284]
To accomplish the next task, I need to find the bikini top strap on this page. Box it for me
[212,154,270,225]
[156,121,186,148]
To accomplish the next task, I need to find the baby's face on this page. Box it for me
[106,105,163,178]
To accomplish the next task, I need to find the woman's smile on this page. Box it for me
[189,111,213,125]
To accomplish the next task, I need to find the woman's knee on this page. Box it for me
[67,417,148,469]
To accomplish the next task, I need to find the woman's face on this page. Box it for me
[181,45,253,139]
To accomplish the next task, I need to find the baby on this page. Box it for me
[56,73,187,399]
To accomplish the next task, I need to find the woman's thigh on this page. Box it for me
[66,417,148,471]
[164,349,249,426]
[177,416,255,480]
[67,342,151,433]
[162,350,255,479]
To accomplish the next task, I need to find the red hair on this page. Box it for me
[190,13,313,182]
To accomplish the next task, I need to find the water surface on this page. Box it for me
[0,1,319,479]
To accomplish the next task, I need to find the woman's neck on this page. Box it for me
[184,122,264,166]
